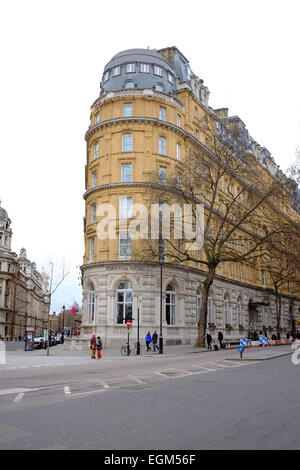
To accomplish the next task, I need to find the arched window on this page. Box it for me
[207,295,212,324]
[166,284,176,325]
[125,81,134,89]
[237,297,242,326]
[88,284,95,324]
[116,281,133,324]
[224,295,230,325]
[155,83,164,92]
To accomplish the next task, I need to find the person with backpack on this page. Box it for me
[145,331,152,351]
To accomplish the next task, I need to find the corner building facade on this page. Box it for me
[79,47,300,349]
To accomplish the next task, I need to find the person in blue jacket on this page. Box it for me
[145,331,152,351]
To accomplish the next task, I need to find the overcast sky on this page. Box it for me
[0,0,299,313]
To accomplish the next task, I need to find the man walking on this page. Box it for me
[152,330,159,352]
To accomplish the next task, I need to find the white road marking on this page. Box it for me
[191,364,216,372]
[97,380,110,388]
[128,375,145,384]
[63,386,71,395]
[0,388,37,396]
[13,393,24,403]
[202,361,229,368]
[68,389,106,397]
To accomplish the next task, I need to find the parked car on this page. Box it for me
[55,334,62,344]
[33,336,45,349]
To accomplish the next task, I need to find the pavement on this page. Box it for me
[0,340,293,371]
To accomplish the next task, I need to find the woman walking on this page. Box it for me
[90,334,96,359]
[96,336,102,359]
[145,331,152,351]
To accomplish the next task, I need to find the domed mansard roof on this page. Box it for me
[99,48,177,96]
[0,200,8,222]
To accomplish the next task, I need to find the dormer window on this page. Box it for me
[112,66,120,76]
[140,63,150,73]
[126,63,135,73]
[104,71,109,82]
[154,66,162,76]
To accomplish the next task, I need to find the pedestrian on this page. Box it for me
[152,330,159,352]
[145,331,152,351]
[218,330,224,349]
[206,331,212,350]
[96,336,102,359]
[90,334,96,359]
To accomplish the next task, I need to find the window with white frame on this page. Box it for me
[121,164,132,182]
[159,106,166,121]
[112,66,120,76]
[91,204,96,224]
[119,197,132,219]
[103,71,109,82]
[89,237,95,261]
[116,281,133,324]
[159,166,167,184]
[119,232,132,258]
[124,103,132,117]
[176,143,181,161]
[177,114,181,127]
[237,298,242,326]
[154,66,162,76]
[196,290,201,324]
[166,284,176,325]
[122,133,133,152]
[168,72,174,84]
[87,284,95,324]
[92,171,97,187]
[95,112,100,124]
[158,136,166,155]
[224,296,230,324]
[93,141,99,159]
[126,63,135,73]
[207,295,213,324]
[140,63,150,73]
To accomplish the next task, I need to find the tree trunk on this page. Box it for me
[276,291,282,340]
[194,266,216,348]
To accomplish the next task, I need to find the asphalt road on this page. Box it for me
[0,349,299,450]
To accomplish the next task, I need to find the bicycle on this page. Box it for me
[120,342,138,356]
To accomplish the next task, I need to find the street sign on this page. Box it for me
[240,338,248,346]
[259,336,267,345]
[238,346,244,353]
[126,320,132,328]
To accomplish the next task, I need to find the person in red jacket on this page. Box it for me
[90,334,96,359]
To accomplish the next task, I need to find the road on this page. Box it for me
[0,347,299,450]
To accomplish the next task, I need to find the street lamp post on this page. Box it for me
[159,252,164,354]
[61,305,65,344]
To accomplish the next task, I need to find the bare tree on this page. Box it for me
[138,117,298,347]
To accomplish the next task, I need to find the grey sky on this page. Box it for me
[0,0,299,313]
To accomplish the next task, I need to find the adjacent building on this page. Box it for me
[78,47,300,349]
[0,202,50,340]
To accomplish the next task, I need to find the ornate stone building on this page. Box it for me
[0,202,50,340]
[76,47,300,349]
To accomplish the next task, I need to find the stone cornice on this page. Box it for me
[90,89,185,113]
